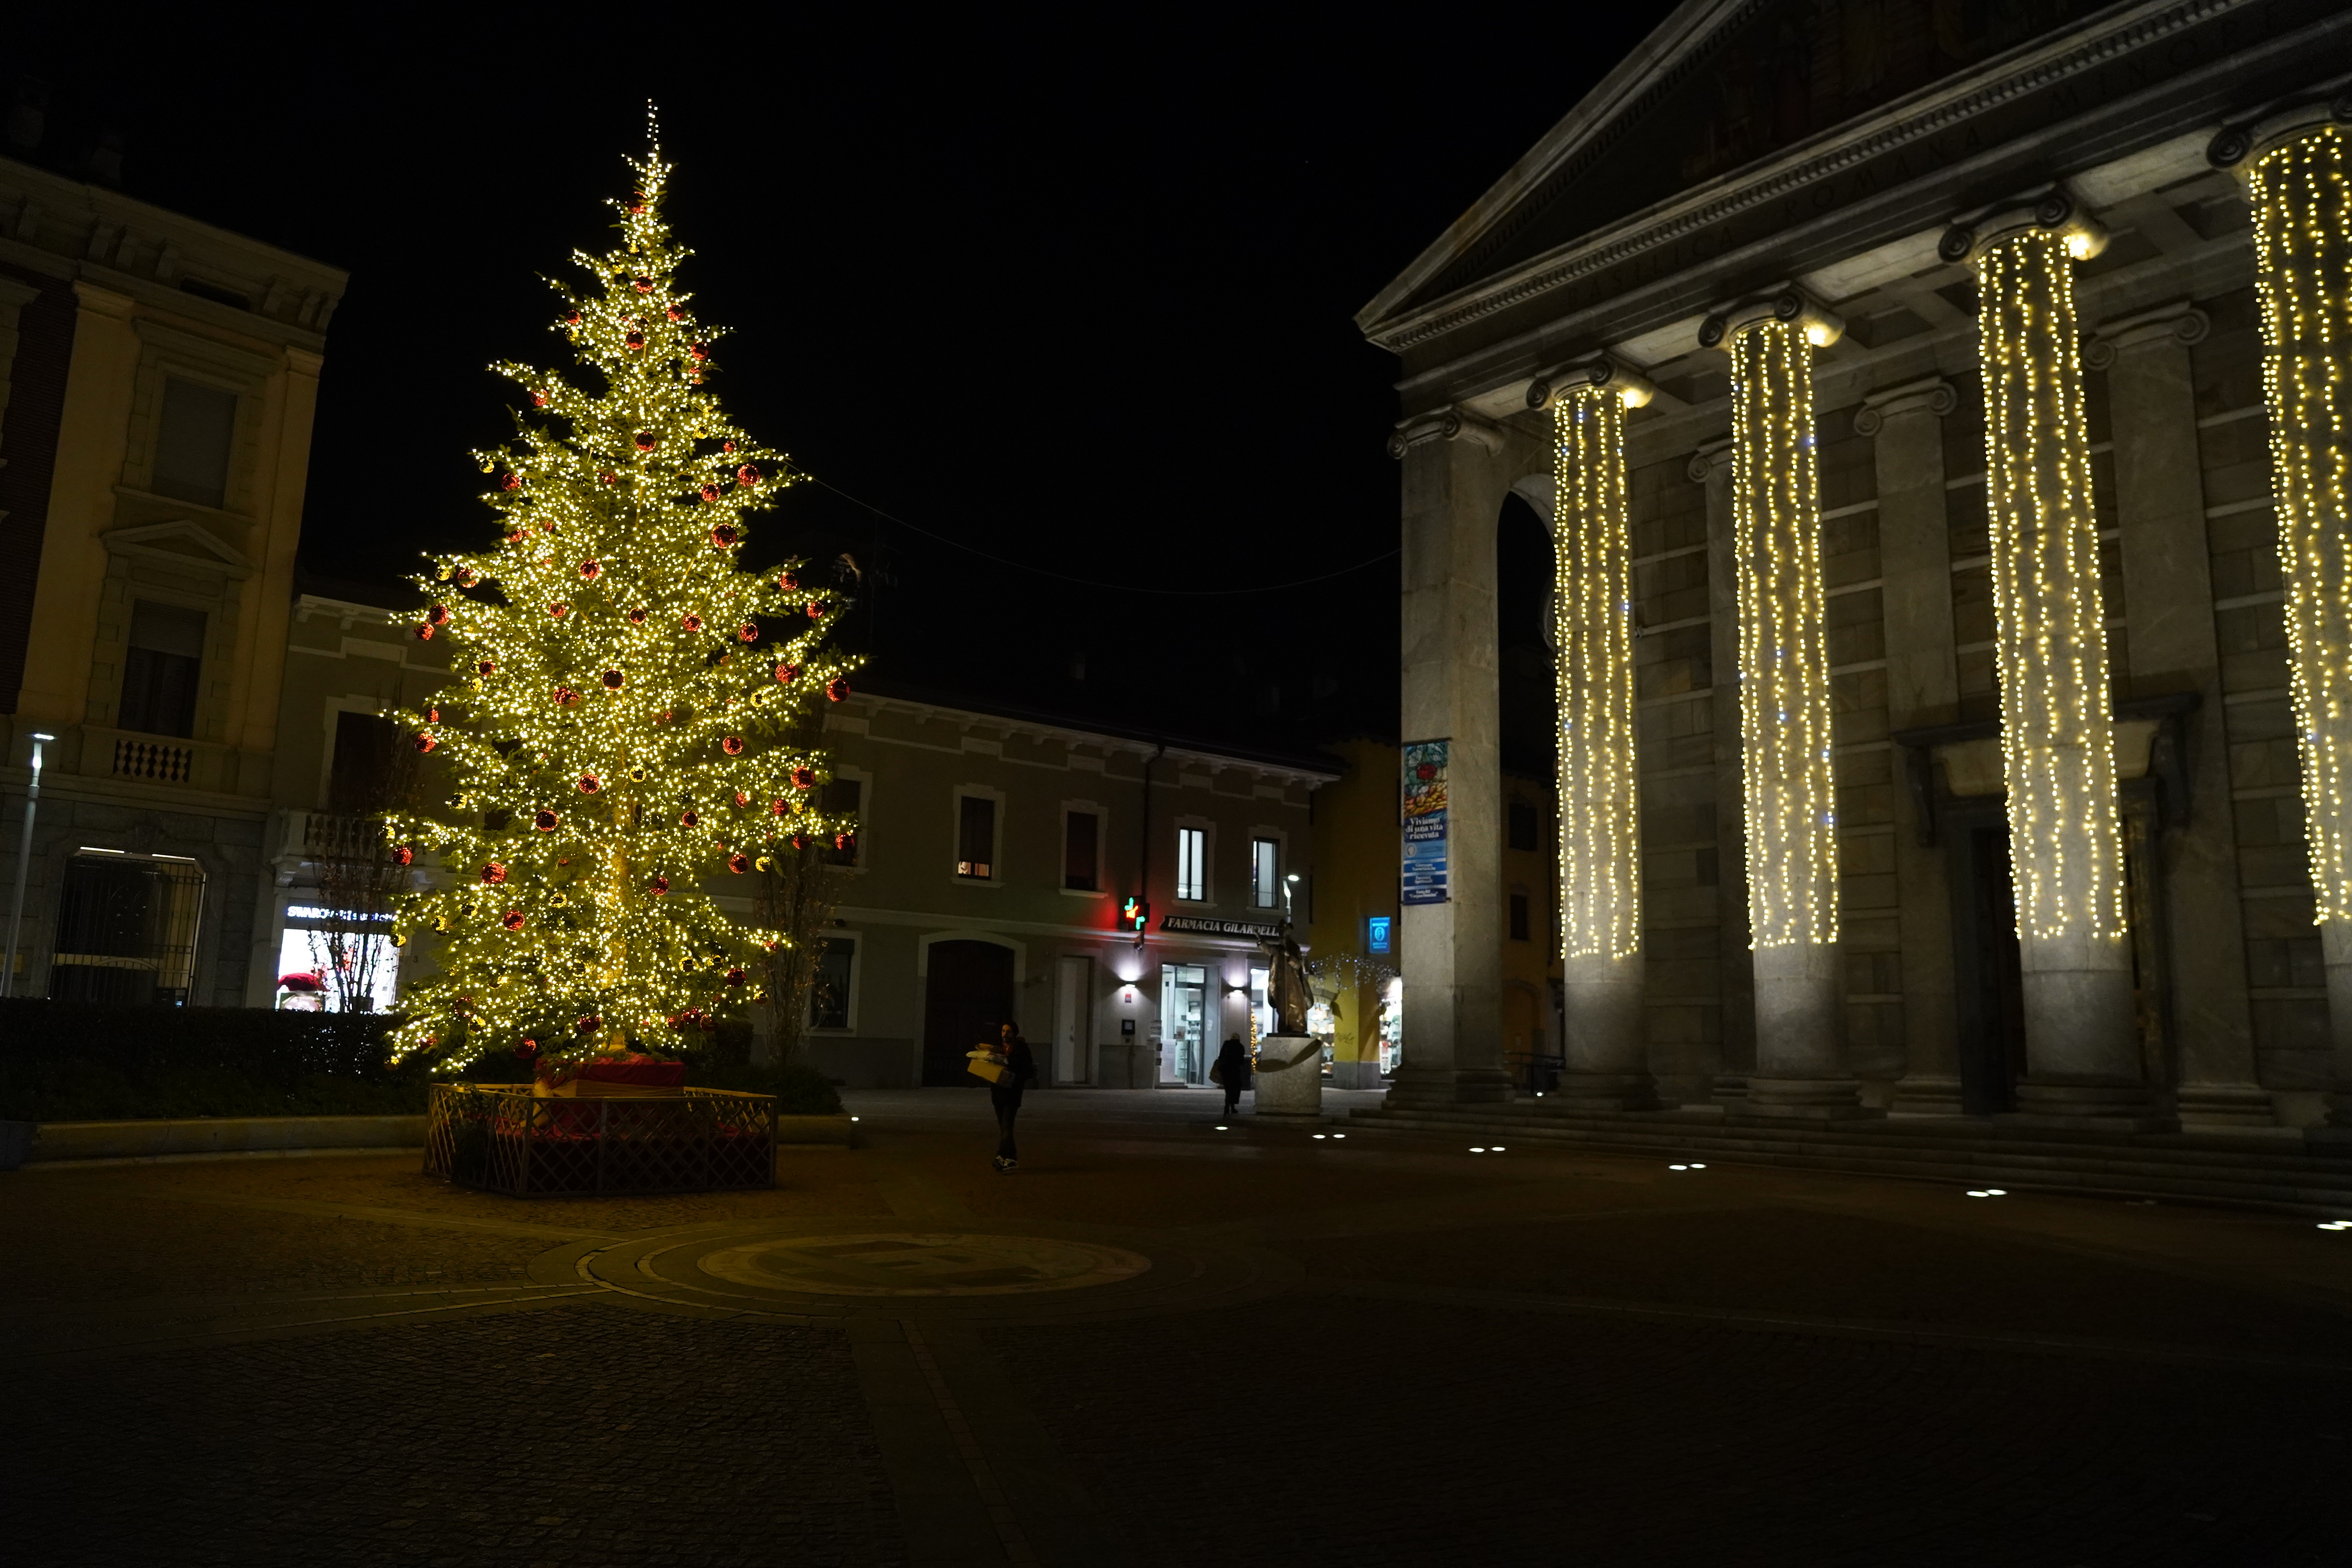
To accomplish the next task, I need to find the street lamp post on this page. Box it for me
[2,732,56,1000]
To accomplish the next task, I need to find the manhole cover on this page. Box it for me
[696,1232,1152,1297]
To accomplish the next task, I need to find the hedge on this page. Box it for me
[0,1001,842,1122]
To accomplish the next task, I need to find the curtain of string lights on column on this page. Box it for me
[1552,383,1641,960]
[2248,125,2352,926]
[1726,318,1839,951]
[1975,226,2129,944]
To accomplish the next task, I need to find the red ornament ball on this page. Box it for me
[680,809,700,828]
[791,766,815,789]
[770,798,788,816]
[427,707,440,722]
[732,790,751,809]
[735,464,758,486]
[699,483,720,503]
[806,600,828,619]
[481,863,508,885]
[728,853,751,875]
[649,875,670,896]
[775,570,800,592]
[623,331,646,350]
[477,659,496,677]
[689,342,709,361]
[666,305,682,322]
[457,569,480,588]
[633,276,653,293]
[710,524,740,548]
[550,602,570,619]
[599,470,618,486]
[722,440,736,454]
[501,910,526,931]
[737,622,758,643]
[633,431,658,451]
[627,607,649,624]
[500,472,521,491]
[532,809,559,832]
[564,310,582,325]
[722,735,745,756]
[575,1014,600,1034]
[514,1038,540,1061]
[826,677,851,702]
[773,662,800,685]
[427,604,452,625]
[414,623,435,641]
[681,613,704,632]
[579,559,603,580]
[531,391,548,408]
[579,774,601,793]
[601,669,624,690]
[505,529,526,544]
[725,967,747,987]
[790,833,809,849]
[834,833,854,853]
[394,846,415,866]
[554,685,579,706]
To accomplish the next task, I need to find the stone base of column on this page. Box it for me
[1738,1074,1881,1119]
[1250,1036,1323,1119]
[1888,1074,1965,1116]
[1328,1059,1385,1091]
[1544,1072,1659,1112]
[2174,1083,2278,1130]
[1383,1063,1515,1108]
[2006,1077,2175,1132]
[1711,1073,1750,1106]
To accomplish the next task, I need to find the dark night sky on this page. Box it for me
[8,8,1675,751]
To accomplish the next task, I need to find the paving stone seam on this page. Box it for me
[21,1285,604,1363]
[151,1189,628,1241]
[1318,1278,2352,1377]
[904,1320,1040,1565]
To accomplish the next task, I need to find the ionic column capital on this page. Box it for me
[1940,188,2107,267]
[2208,93,2352,174]
[1698,289,1842,351]
[1684,435,1733,485]
[1387,406,1506,459]
[1526,352,1658,412]
[1852,376,1957,436]
[2084,301,2209,369]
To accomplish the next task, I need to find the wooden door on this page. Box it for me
[922,940,1016,1086]
[1053,955,1091,1085]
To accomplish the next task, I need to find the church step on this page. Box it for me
[1338,1107,2352,1217]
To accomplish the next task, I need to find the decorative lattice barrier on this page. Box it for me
[424,1083,777,1197]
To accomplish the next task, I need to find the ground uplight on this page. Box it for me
[2319,1220,2351,1232]
[1313,1133,1327,1140]
[1966,1188,2009,1198]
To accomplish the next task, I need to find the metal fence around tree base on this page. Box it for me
[424,1083,777,1196]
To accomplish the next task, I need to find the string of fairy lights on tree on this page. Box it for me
[1552,382,1641,960]
[1726,316,1838,950]
[378,120,861,1065]
[1974,223,2128,944]
[2247,124,2352,926]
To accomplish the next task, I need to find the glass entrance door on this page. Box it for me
[1160,963,1207,1085]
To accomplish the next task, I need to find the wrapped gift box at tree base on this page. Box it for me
[533,1060,689,1099]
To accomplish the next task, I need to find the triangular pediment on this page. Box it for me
[1359,0,2117,341]
[102,519,251,574]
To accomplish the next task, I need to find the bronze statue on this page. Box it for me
[1263,921,1310,1037]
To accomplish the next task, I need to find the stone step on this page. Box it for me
[1339,1106,2352,1217]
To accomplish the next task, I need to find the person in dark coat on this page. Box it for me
[990,1021,1038,1171]
[1214,1034,1251,1120]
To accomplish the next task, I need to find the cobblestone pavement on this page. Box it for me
[7,1088,2351,1565]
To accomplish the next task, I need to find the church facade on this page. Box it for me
[1359,0,2352,1130]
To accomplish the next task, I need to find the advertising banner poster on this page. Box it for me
[1401,739,1449,906]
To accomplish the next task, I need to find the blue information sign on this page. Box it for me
[1367,915,1392,954]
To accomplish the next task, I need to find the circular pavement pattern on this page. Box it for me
[535,1219,1303,1323]
[697,1232,1152,1297]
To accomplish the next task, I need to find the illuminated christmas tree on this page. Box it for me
[381,125,859,1066]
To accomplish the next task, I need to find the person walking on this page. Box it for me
[990,1020,1037,1172]
[1214,1033,1251,1120]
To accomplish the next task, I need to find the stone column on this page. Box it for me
[1388,409,1515,1105]
[1714,299,1867,1116]
[1692,438,1755,1101]
[1964,203,2148,1122]
[1857,378,1965,1116]
[2091,302,2274,1127]
[2226,110,2352,1129]
[1543,372,1653,1107]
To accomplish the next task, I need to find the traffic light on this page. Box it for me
[1122,897,1150,935]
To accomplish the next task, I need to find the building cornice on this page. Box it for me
[1359,0,2258,358]
[844,692,1339,789]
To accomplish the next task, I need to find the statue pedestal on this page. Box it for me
[1252,1036,1323,1118]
